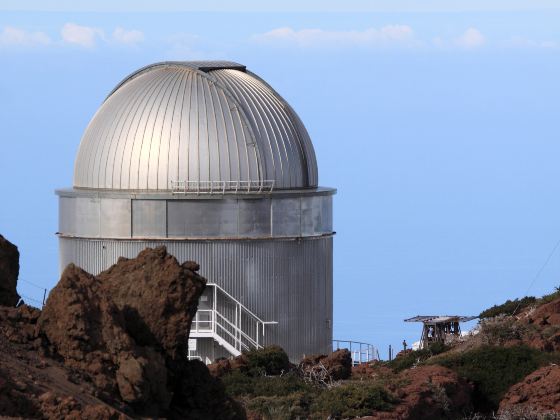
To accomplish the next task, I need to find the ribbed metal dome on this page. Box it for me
[73,61,318,191]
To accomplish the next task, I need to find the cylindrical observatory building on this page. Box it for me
[56,61,335,362]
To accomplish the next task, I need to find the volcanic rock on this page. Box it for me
[522,296,560,352]
[366,365,473,419]
[35,246,242,418]
[97,246,204,361]
[0,234,20,307]
[0,304,41,345]
[499,364,560,414]
[300,349,352,380]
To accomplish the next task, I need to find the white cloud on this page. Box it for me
[0,26,51,47]
[165,33,218,60]
[61,23,103,48]
[112,27,144,45]
[253,25,416,48]
[456,27,485,49]
[503,36,558,49]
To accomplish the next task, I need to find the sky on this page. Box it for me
[1,1,560,358]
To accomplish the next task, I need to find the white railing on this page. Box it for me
[170,180,275,194]
[333,340,379,365]
[191,283,277,356]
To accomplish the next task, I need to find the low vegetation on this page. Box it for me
[311,383,397,418]
[479,287,560,319]
[431,345,560,410]
[220,286,560,418]
[243,345,291,376]
[386,342,448,372]
[220,347,398,419]
[479,296,537,318]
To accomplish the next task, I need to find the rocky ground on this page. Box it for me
[2,232,560,419]
[204,292,560,418]
[0,235,242,419]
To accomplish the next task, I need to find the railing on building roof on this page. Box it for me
[170,180,275,195]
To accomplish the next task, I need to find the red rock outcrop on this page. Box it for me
[499,364,560,414]
[522,296,560,352]
[33,246,243,419]
[300,349,352,380]
[0,234,20,307]
[366,365,473,419]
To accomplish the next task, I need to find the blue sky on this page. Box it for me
[1,1,560,357]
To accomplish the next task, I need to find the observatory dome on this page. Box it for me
[73,61,318,191]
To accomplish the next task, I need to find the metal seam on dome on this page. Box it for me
[215,73,276,185]
[237,73,297,187]
[213,82,232,182]
[201,69,264,184]
[244,73,306,185]
[228,71,288,187]
[103,70,161,189]
[133,69,176,189]
[113,71,164,189]
[151,68,183,189]
[98,78,137,188]
[245,70,314,187]
[164,69,187,189]
[207,81,223,182]
[143,69,181,189]
[216,73,272,175]
[221,90,243,182]
[246,70,317,187]
[225,71,288,187]
[185,71,195,184]
[125,69,175,189]
[88,82,131,187]
[200,73,212,182]
[81,90,113,187]
[194,73,202,183]
[232,70,297,188]
[101,72,149,188]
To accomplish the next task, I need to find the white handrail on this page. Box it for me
[170,180,275,194]
[208,283,271,325]
[332,339,378,364]
[190,284,278,357]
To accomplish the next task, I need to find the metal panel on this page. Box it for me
[271,197,301,237]
[61,192,333,239]
[321,195,333,232]
[132,200,167,237]
[167,200,238,238]
[238,199,271,237]
[75,197,100,237]
[301,195,331,236]
[58,236,333,362]
[59,197,76,234]
[73,62,318,191]
[100,199,131,238]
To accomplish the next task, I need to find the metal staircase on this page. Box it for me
[190,283,277,358]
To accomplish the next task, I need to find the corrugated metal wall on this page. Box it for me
[59,236,333,361]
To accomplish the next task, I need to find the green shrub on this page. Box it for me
[387,342,448,372]
[479,296,537,319]
[246,392,316,419]
[222,371,310,397]
[312,383,397,418]
[245,345,290,376]
[432,345,560,410]
[222,370,256,396]
[537,287,560,305]
[479,315,529,345]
